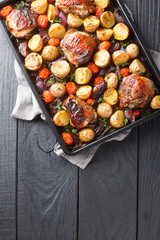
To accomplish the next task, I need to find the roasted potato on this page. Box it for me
[76,85,92,100]
[25,53,43,71]
[126,43,139,59]
[47,4,59,21]
[110,110,124,128]
[84,15,100,32]
[94,0,110,8]
[48,23,66,39]
[28,34,43,52]
[103,88,118,105]
[96,28,113,41]
[150,95,160,109]
[51,60,70,78]
[112,50,130,66]
[49,83,66,98]
[113,23,129,41]
[75,67,92,85]
[53,110,70,127]
[93,50,111,68]
[79,128,95,143]
[129,59,146,73]
[104,73,118,89]
[67,13,83,28]
[42,46,59,61]
[97,103,113,118]
[31,0,48,14]
[100,11,115,29]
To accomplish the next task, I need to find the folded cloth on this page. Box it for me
[12,50,160,169]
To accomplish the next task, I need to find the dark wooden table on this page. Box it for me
[0,1,160,239]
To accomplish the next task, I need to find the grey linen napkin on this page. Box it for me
[12,50,160,169]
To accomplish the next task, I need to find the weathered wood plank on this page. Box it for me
[17,119,78,240]
[0,30,17,240]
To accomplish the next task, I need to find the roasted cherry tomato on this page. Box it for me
[48,37,60,46]
[62,133,73,145]
[66,82,77,94]
[0,5,13,18]
[86,98,96,106]
[38,68,50,80]
[120,68,130,77]
[99,41,111,51]
[94,76,103,86]
[37,15,48,28]
[43,90,54,103]
[47,0,55,2]
[87,62,99,74]
[133,110,140,118]
[95,6,104,18]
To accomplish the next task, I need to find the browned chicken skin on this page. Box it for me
[119,74,155,109]
[6,8,37,38]
[60,29,97,67]
[63,95,97,129]
[55,0,95,18]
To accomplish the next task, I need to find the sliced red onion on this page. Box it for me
[36,80,45,93]
[114,10,124,23]
[59,11,67,28]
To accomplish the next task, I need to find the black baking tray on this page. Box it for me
[0,0,160,156]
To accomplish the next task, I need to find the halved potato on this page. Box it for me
[84,15,100,32]
[48,23,66,39]
[42,46,59,61]
[28,34,43,52]
[103,88,118,105]
[126,43,139,59]
[53,110,70,127]
[79,128,95,143]
[67,13,83,28]
[93,49,111,68]
[94,0,110,8]
[76,85,92,100]
[113,23,129,41]
[104,73,118,89]
[150,95,160,109]
[112,50,130,66]
[25,53,43,71]
[51,60,70,78]
[96,28,113,41]
[47,4,59,21]
[100,11,115,29]
[110,110,124,128]
[75,67,92,85]
[31,0,48,14]
[49,83,66,98]
[97,103,113,118]
[129,59,146,73]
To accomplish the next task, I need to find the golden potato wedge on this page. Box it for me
[49,83,66,98]
[76,85,92,100]
[103,88,118,105]
[84,15,100,32]
[31,0,48,14]
[94,0,110,8]
[113,23,129,41]
[110,110,124,128]
[42,46,59,61]
[93,49,111,68]
[126,43,139,59]
[75,67,92,85]
[129,59,146,73]
[112,50,130,66]
[53,110,70,127]
[79,128,95,143]
[48,23,66,39]
[104,73,119,89]
[100,11,115,29]
[97,103,113,118]
[67,13,83,28]
[51,60,70,78]
[150,95,160,109]
[28,34,43,52]
[25,53,43,71]
[47,4,59,21]
[96,28,113,41]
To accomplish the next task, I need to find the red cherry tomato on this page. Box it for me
[37,15,48,28]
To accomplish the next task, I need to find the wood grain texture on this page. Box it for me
[0,30,17,240]
[17,119,78,240]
